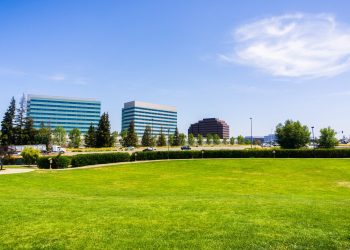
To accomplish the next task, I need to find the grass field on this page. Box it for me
[0,159,350,249]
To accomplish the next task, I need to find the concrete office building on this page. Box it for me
[27,95,101,133]
[121,101,177,136]
[188,118,229,139]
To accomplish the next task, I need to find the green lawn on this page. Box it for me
[0,159,350,249]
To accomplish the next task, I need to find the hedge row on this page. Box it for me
[37,156,72,169]
[133,149,350,160]
[3,156,24,165]
[36,149,350,169]
[70,153,130,167]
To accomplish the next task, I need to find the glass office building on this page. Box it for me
[27,95,101,133]
[122,101,177,136]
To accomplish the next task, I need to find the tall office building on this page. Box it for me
[121,101,177,136]
[188,118,230,139]
[27,95,101,133]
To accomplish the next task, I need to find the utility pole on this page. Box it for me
[250,117,253,149]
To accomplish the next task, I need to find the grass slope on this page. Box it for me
[0,159,350,249]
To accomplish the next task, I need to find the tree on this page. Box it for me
[14,94,27,145]
[197,134,203,146]
[120,130,128,146]
[213,134,221,145]
[96,113,112,147]
[276,120,310,149]
[52,126,66,146]
[179,133,186,146]
[35,122,52,152]
[188,133,195,146]
[85,124,96,148]
[141,125,153,146]
[237,135,245,145]
[230,137,235,145]
[69,128,81,148]
[1,97,16,146]
[206,134,213,145]
[168,134,174,146]
[223,137,228,145]
[318,127,338,148]
[172,127,180,146]
[23,118,36,145]
[21,147,40,165]
[157,127,167,146]
[110,131,118,147]
[124,121,138,147]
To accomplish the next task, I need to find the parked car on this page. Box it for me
[181,145,191,150]
[143,147,156,152]
[126,146,135,151]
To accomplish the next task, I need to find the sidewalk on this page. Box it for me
[0,168,35,175]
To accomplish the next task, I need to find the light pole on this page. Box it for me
[167,128,170,160]
[311,126,315,149]
[250,117,253,149]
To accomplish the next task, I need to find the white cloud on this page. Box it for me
[220,13,350,78]
[45,74,66,81]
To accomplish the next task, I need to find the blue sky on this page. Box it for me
[1,0,350,137]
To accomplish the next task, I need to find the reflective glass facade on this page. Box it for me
[122,101,177,136]
[27,95,101,133]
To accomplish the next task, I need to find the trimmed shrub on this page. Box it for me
[132,149,350,160]
[37,156,71,169]
[71,153,130,167]
[55,156,71,168]
[2,156,24,165]
[37,157,50,169]
[133,151,202,161]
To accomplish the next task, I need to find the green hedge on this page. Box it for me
[70,153,130,167]
[37,156,72,169]
[36,149,350,169]
[133,149,350,160]
[3,156,24,165]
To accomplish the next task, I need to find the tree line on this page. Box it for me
[0,96,340,150]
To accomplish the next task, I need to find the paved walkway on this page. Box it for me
[0,168,35,175]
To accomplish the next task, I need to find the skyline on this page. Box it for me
[1,1,350,137]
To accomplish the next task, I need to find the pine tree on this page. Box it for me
[96,113,112,147]
[14,94,27,145]
[85,123,96,147]
[124,121,138,147]
[141,125,152,146]
[157,127,167,146]
[23,118,36,145]
[1,97,16,146]
[172,127,180,146]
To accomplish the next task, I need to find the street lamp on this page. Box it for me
[250,118,253,149]
[167,128,170,160]
[201,150,204,159]
[311,126,315,149]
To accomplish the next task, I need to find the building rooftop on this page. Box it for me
[27,94,100,103]
[124,101,177,112]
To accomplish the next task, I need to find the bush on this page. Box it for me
[71,153,130,167]
[132,149,350,160]
[133,151,202,161]
[2,156,23,165]
[21,147,41,165]
[37,156,71,169]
